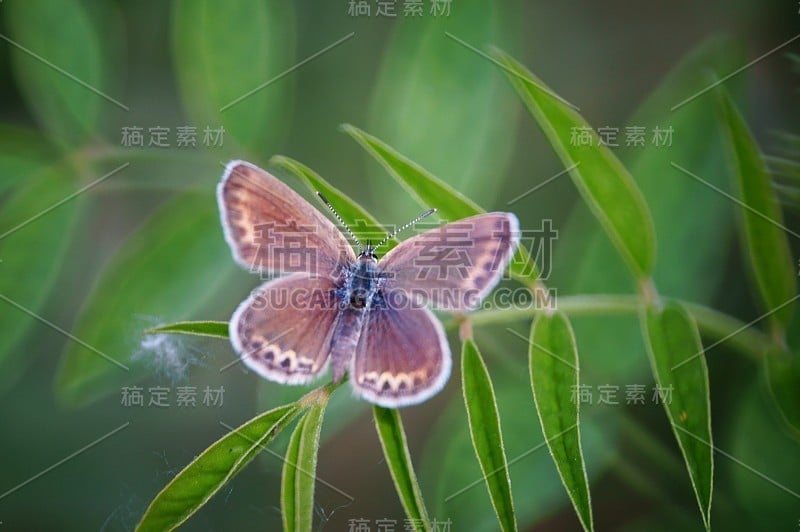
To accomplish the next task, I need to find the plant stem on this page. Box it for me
[459,295,770,361]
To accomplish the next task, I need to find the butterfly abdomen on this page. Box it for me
[329,307,367,382]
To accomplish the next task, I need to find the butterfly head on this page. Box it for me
[359,241,379,262]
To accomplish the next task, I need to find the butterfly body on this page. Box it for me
[328,252,382,381]
[218,160,520,407]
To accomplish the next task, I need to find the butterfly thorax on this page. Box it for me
[344,253,381,309]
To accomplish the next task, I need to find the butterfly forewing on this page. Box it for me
[379,212,520,311]
[231,273,340,384]
[218,160,355,276]
[351,291,452,407]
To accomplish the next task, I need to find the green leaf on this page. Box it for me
[529,313,593,531]
[172,0,294,156]
[727,383,800,526]
[421,355,616,531]
[341,124,541,286]
[368,0,520,208]
[56,189,238,406]
[145,320,229,339]
[373,406,431,532]
[764,348,800,437]
[136,402,301,531]
[281,401,327,532]
[0,164,82,392]
[6,0,123,146]
[492,48,656,279]
[461,339,517,531]
[718,89,796,330]
[642,301,713,530]
[270,155,398,251]
[0,126,58,194]
[551,37,743,384]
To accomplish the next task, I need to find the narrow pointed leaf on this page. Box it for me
[461,339,517,531]
[642,302,713,530]
[342,124,540,286]
[136,402,301,531]
[145,320,229,339]
[493,49,656,279]
[270,155,398,250]
[718,89,796,330]
[529,313,593,531]
[282,402,327,532]
[373,406,431,532]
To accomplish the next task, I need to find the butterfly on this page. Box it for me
[218,160,520,407]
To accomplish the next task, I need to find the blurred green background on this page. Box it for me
[0,0,799,530]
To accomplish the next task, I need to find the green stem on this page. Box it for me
[459,295,770,361]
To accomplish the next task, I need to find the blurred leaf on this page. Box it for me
[373,406,431,532]
[56,190,238,406]
[282,401,327,532]
[493,48,656,279]
[172,0,294,156]
[718,89,796,330]
[0,126,58,194]
[136,402,301,531]
[368,0,519,208]
[271,155,398,251]
[145,320,229,339]
[728,384,800,527]
[529,313,593,531]
[461,339,517,531]
[342,124,541,286]
[764,347,800,437]
[552,37,743,382]
[642,302,713,530]
[0,164,81,392]
[766,155,800,184]
[6,0,123,147]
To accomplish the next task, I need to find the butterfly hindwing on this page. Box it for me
[218,160,355,276]
[230,272,340,384]
[350,290,452,407]
[378,212,520,311]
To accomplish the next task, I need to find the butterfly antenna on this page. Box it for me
[316,192,363,252]
[374,208,437,251]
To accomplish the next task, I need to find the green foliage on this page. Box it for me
[1,4,796,529]
[6,0,122,147]
[529,313,593,531]
[718,88,796,330]
[642,302,713,530]
[281,401,328,532]
[373,407,432,531]
[172,0,294,155]
[145,320,229,339]
[137,402,302,531]
[764,348,800,437]
[0,164,81,392]
[342,124,541,286]
[56,191,238,406]
[368,0,519,208]
[492,48,656,280]
[461,339,518,531]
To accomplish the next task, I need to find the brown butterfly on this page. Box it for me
[218,160,519,407]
